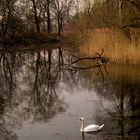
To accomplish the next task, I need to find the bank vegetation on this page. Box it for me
[0,0,140,64]
[70,0,140,64]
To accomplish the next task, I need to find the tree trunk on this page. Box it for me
[1,6,11,39]
[46,0,51,33]
[118,0,123,26]
[58,15,63,35]
[31,0,40,33]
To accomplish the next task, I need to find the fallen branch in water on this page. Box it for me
[70,49,109,66]
[70,56,100,65]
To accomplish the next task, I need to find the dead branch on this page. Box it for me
[70,49,108,65]
[70,56,100,65]
[96,48,104,57]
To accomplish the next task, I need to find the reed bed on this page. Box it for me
[80,29,140,64]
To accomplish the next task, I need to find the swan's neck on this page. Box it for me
[80,120,84,132]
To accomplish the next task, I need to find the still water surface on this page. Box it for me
[0,48,139,140]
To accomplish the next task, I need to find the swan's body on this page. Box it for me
[83,124,104,132]
[80,117,104,133]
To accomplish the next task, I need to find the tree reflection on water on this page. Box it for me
[0,48,69,139]
[94,70,140,140]
[0,48,139,140]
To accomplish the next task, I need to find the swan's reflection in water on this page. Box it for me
[81,130,103,140]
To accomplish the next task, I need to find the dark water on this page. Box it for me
[0,48,139,140]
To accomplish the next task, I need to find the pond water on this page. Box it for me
[0,47,140,140]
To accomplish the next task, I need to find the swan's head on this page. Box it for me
[80,117,85,121]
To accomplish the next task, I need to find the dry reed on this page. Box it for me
[80,29,140,64]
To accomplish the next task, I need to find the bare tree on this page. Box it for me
[52,0,74,35]
[30,0,41,33]
[46,0,51,33]
[0,0,17,39]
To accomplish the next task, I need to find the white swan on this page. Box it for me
[80,117,104,133]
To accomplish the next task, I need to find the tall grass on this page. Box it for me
[80,29,140,64]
